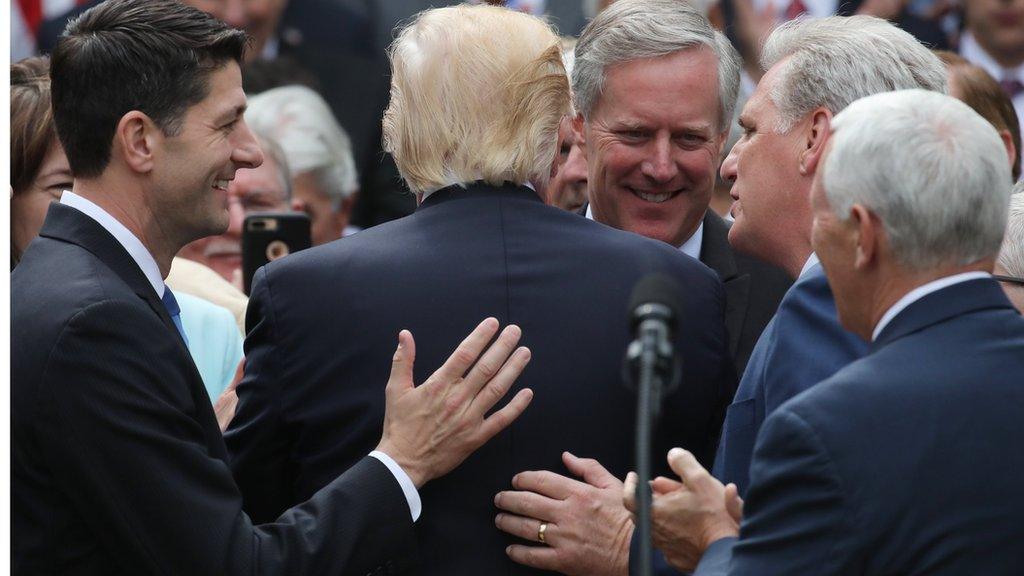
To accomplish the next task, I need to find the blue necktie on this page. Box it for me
[161,288,190,348]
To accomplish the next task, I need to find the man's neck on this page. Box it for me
[72,179,179,277]
[782,244,814,280]
[864,261,994,340]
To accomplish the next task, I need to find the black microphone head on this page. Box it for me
[628,273,682,333]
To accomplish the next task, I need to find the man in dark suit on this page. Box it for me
[710,15,950,499]
[12,2,533,574]
[635,89,1024,576]
[493,3,787,574]
[225,5,736,575]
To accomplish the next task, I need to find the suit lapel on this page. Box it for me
[872,278,1015,351]
[700,211,748,360]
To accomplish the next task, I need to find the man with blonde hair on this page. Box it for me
[226,4,736,574]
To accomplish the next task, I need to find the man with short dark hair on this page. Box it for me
[12,1,532,574]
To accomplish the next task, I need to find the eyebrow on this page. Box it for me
[215,104,247,125]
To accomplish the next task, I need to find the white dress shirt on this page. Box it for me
[59,191,423,520]
[871,272,991,341]
[799,252,821,279]
[585,204,704,259]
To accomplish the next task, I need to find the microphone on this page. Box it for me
[625,273,682,576]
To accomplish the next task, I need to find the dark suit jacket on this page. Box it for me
[226,183,737,575]
[697,278,1024,575]
[712,262,868,496]
[699,212,791,377]
[12,203,415,575]
[577,205,790,378]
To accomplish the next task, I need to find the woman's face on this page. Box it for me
[12,140,72,257]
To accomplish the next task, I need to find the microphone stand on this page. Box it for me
[625,306,676,576]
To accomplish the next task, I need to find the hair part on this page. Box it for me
[50,0,248,178]
[572,0,740,131]
[383,4,570,195]
[761,15,948,133]
[823,90,1012,271]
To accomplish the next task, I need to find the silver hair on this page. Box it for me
[761,15,948,133]
[572,0,740,131]
[998,187,1024,278]
[245,85,358,208]
[253,129,293,201]
[823,90,1012,270]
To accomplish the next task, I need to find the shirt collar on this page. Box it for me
[961,32,1024,84]
[585,205,704,259]
[871,271,991,341]
[60,190,165,298]
[799,252,820,279]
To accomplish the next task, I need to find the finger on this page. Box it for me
[433,317,500,382]
[623,471,638,513]
[386,329,416,396]
[462,324,523,398]
[471,344,531,419]
[506,544,562,571]
[666,448,712,487]
[495,512,555,543]
[563,451,619,489]
[651,476,684,495]
[476,387,533,445]
[494,489,560,521]
[512,469,581,500]
[228,358,244,392]
[725,483,744,521]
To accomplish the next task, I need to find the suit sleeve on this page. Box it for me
[37,298,415,575]
[225,266,294,523]
[727,407,856,575]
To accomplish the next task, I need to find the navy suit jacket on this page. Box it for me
[713,262,868,496]
[226,183,737,574]
[12,203,415,575]
[697,278,1024,575]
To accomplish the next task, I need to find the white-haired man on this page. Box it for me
[635,89,1024,575]
[996,184,1024,311]
[225,5,736,574]
[245,85,360,245]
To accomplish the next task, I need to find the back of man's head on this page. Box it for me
[51,0,248,179]
[572,0,740,131]
[762,15,947,132]
[998,188,1024,282]
[824,89,1011,270]
[382,4,569,195]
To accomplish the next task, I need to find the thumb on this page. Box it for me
[563,451,618,488]
[725,483,744,522]
[387,330,416,396]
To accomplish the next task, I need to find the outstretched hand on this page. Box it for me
[376,318,534,488]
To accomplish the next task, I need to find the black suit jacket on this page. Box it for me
[227,183,737,575]
[698,212,791,376]
[12,203,415,575]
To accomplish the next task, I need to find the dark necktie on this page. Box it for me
[1000,77,1024,100]
[161,288,190,348]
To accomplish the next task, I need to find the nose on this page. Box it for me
[565,144,588,184]
[641,136,678,183]
[232,120,264,170]
[720,141,740,184]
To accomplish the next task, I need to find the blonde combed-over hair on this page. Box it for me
[383,4,571,195]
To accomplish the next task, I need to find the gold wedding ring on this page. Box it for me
[538,522,548,544]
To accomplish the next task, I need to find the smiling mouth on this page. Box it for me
[629,187,679,204]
